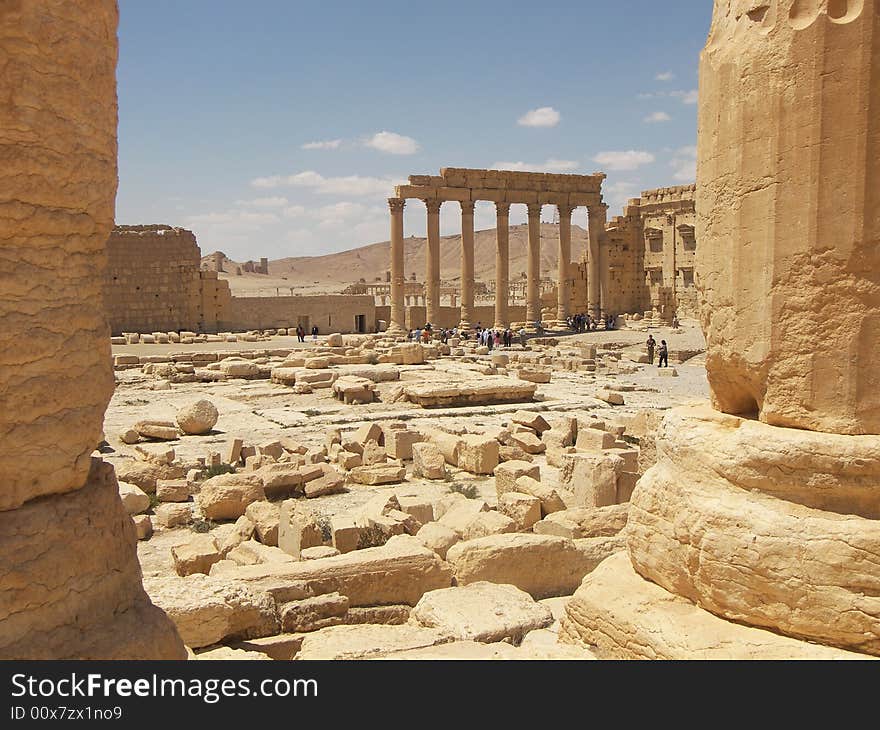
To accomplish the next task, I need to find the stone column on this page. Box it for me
[556,204,574,323]
[459,200,475,330]
[425,200,441,326]
[494,202,510,329]
[596,204,609,320]
[0,0,185,659]
[587,203,608,319]
[526,203,542,325]
[387,197,406,335]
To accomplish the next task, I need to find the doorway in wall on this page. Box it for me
[355,314,366,333]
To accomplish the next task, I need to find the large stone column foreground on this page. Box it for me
[0,0,185,659]
[696,0,880,435]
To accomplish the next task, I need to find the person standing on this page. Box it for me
[646,334,656,365]
[658,339,668,368]
[311,324,319,341]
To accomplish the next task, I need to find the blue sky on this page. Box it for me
[116,0,712,260]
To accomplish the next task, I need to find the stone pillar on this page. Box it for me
[459,200,475,330]
[556,204,574,323]
[0,0,185,659]
[595,204,609,320]
[387,197,406,335]
[558,1,880,662]
[494,202,510,329]
[697,0,880,434]
[587,205,604,319]
[526,203,542,325]
[425,200,441,326]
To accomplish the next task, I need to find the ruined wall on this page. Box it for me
[640,185,698,319]
[697,0,880,433]
[0,0,185,658]
[226,295,376,333]
[106,225,234,334]
[105,225,201,333]
[603,201,651,316]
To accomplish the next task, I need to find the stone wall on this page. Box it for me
[226,295,376,333]
[577,183,697,320]
[0,0,185,658]
[105,225,202,333]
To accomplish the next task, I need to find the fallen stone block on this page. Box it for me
[412,582,553,643]
[533,503,629,539]
[226,540,295,566]
[595,389,624,405]
[507,430,546,455]
[280,592,349,633]
[348,464,406,486]
[176,400,219,435]
[171,534,222,576]
[196,474,265,521]
[216,535,453,608]
[118,481,150,515]
[559,452,625,508]
[415,522,461,560]
[244,501,280,546]
[498,492,542,531]
[403,378,537,408]
[494,460,540,498]
[295,624,451,660]
[144,574,277,649]
[445,532,625,599]
[460,510,517,541]
[153,502,192,528]
[132,514,153,540]
[155,478,190,503]
[457,434,500,475]
[134,420,179,441]
[278,502,326,559]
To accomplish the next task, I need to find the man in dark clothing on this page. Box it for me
[646,335,656,365]
[658,339,669,368]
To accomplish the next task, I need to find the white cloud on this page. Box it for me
[670,89,699,104]
[655,71,675,82]
[670,145,697,181]
[517,106,561,128]
[251,170,398,196]
[301,139,343,150]
[491,158,579,173]
[186,210,279,226]
[604,181,640,215]
[592,150,656,171]
[643,111,671,124]
[364,131,420,155]
[235,196,289,208]
[637,89,698,105]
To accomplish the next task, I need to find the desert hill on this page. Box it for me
[204,223,590,295]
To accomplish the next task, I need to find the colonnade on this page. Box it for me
[386,197,607,335]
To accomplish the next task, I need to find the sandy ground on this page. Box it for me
[106,322,708,579]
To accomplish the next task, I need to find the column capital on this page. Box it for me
[460,200,475,214]
[388,197,406,213]
[527,202,542,217]
[495,202,511,216]
[424,199,442,214]
[557,203,576,217]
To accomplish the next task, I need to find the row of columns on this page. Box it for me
[387,198,607,335]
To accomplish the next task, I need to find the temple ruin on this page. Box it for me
[4,0,879,664]
[388,169,608,333]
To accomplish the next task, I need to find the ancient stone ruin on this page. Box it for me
[559,0,880,658]
[0,0,184,659]
[3,0,877,663]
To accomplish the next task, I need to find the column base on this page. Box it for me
[385,326,408,341]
